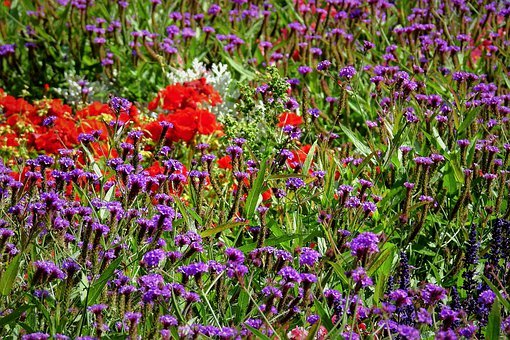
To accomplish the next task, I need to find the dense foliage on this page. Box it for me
[1,0,510,339]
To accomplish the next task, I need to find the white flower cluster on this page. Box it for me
[167,59,238,117]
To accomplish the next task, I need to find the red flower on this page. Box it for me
[278,112,303,127]
[196,108,220,134]
[287,144,312,169]
[218,155,232,169]
[149,78,222,112]
[262,189,272,201]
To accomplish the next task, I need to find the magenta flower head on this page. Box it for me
[347,232,379,260]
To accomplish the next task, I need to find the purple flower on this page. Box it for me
[348,232,379,259]
[389,289,412,307]
[159,315,178,328]
[478,289,496,306]
[21,333,50,340]
[226,263,248,279]
[178,262,208,278]
[142,249,166,268]
[435,329,457,340]
[421,283,446,305]
[184,291,201,303]
[502,316,510,335]
[60,259,79,279]
[324,289,342,306]
[458,324,477,338]
[286,177,305,191]
[299,247,321,267]
[261,286,283,298]
[124,311,141,323]
[339,66,356,79]
[279,266,301,283]
[348,267,373,287]
[42,116,57,127]
[88,304,108,315]
[307,108,321,118]
[298,65,313,75]
[397,325,420,340]
[109,96,132,113]
[317,60,331,71]
[225,247,244,264]
[33,260,66,283]
[300,273,317,284]
[415,307,432,325]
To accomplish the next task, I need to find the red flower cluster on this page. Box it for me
[0,78,222,158]
[0,89,138,156]
[145,78,222,143]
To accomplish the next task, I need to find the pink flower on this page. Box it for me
[287,326,308,340]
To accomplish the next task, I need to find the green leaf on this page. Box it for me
[340,124,371,156]
[0,304,32,328]
[367,243,395,277]
[244,160,267,219]
[327,261,349,286]
[173,196,197,231]
[314,299,334,331]
[99,184,116,220]
[306,321,320,340]
[0,253,22,296]
[374,271,387,304]
[321,158,337,207]
[200,221,246,238]
[221,53,255,80]
[239,234,303,252]
[244,325,272,340]
[482,275,510,311]
[485,299,501,339]
[457,108,479,134]
[86,257,123,306]
[302,141,317,174]
[432,127,447,151]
